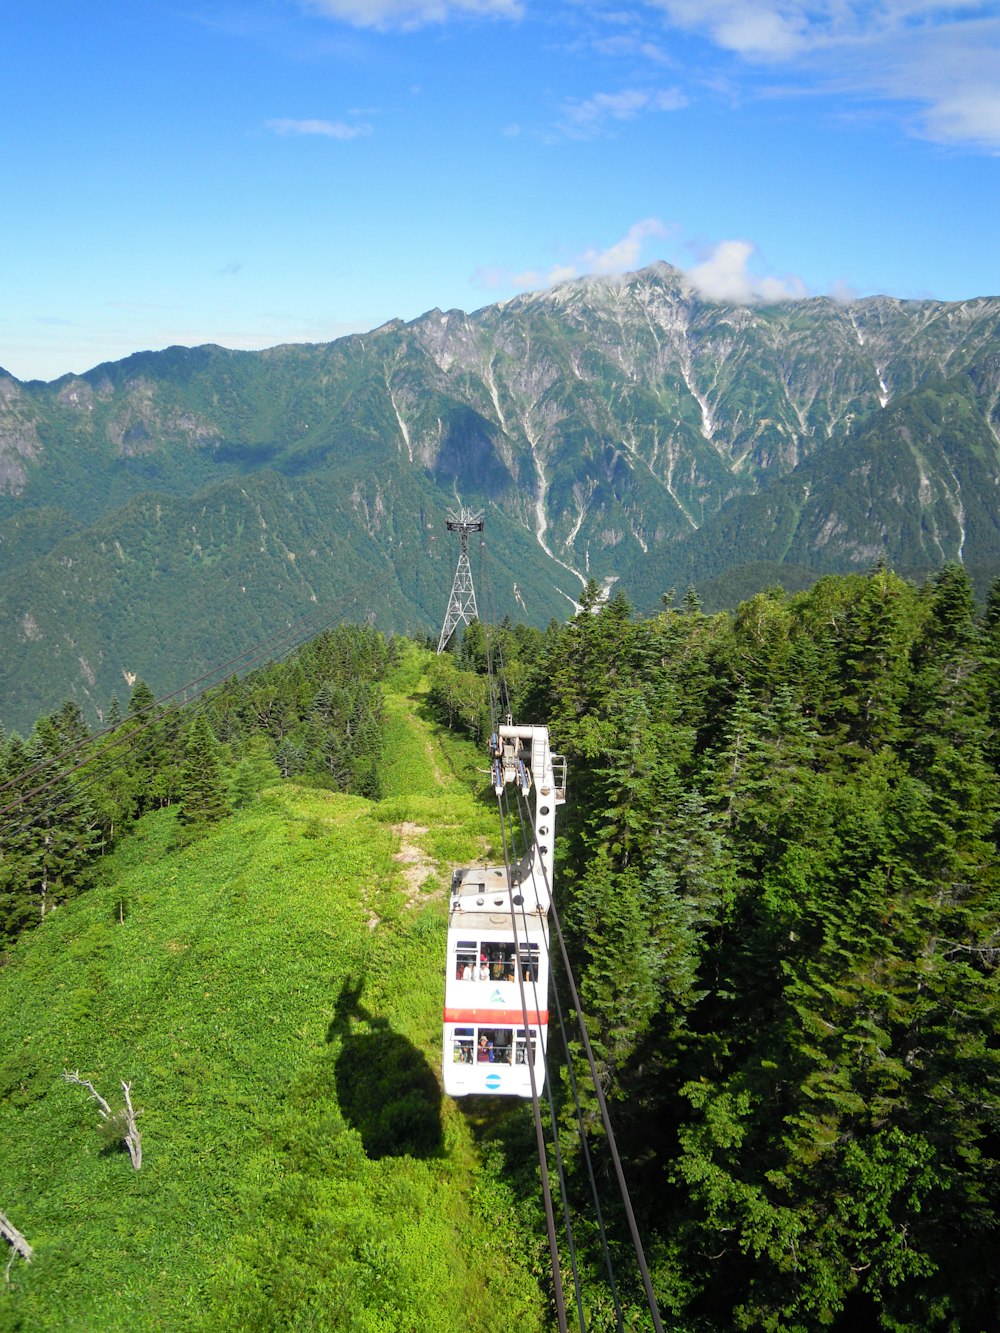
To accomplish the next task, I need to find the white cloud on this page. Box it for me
[639,1,1000,149]
[922,89,1000,147]
[585,218,672,273]
[303,0,523,30]
[869,16,1000,147]
[561,85,688,136]
[649,0,813,60]
[830,279,860,304]
[685,238,807,303]
[592,34,675,63]
[477,225,811,307]
[476,218,673,292]
[266,117,372,139]
[473,265,513,288]
[509,262,579,287]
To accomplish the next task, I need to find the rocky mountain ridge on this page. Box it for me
[2,262,1000,728]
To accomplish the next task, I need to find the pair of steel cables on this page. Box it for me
[477,535,664,1333]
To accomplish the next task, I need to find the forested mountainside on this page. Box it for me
[428,565,1000,1330]
[4,262,1000,729]
[2,568,998,1329]
[0,638,551,1331]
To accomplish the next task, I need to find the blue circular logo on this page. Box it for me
[485,1073,502,1090]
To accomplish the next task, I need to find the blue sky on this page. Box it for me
[3,1,999,381]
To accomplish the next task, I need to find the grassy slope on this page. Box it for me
[0,648,546,1331]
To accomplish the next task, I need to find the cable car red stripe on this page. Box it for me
[443,1007,548,1024]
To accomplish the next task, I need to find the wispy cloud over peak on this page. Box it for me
[686,239,807,303]
[476,218,674,293]
[266,117,372,139]
[586,218,673,274]
[478,227,810,307]
[303,0,523,31]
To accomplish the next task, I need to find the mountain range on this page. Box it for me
[3,260,1000,731]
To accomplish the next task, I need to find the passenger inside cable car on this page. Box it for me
[453,939,541,981]
[451,1026,534,1065]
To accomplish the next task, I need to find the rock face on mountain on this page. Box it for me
[2,262,1000,729]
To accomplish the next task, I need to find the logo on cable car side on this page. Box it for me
[489,988,504,1003]
[485,1073,502,1090]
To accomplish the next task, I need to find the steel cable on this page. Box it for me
[494,791,570,1333]
[497,781,587,1332]
[511,783,626,1332]
[516,783,665,1333]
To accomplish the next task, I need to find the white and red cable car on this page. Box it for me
[442,724,566,1098]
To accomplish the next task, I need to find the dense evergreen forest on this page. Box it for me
[429,565,999,1330]
[2,567,998,1329]
[0,625,390,945]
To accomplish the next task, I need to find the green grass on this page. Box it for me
[0,680,546,1330]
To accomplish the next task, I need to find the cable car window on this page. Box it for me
[518,944,541,982]
[476,942,509,980]
[450,938,543,982]
[483,942,511,979]
[452,1028,474,1063]
[474,1027,514,1063]
[471,942,542,982]
[476,1030,495,1062]
[455,940,477,979]
[514,1028,538,1064]
[492,1029,514,1063]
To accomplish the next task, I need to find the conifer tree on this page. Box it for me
[106,693,122,729]
[230,736,280,809]
[0,728,100,937]
[49,700,90,750]
[177,715,230,830]
[835,568,917,753]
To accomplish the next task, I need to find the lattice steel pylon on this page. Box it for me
[437,508,485,653]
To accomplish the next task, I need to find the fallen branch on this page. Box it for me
[63,1071,143,1170]
[0,1211,33,1282]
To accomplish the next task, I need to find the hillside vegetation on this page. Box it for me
[0,648,547,1331]
[430,567,1000,1330]
[3,565,1000,1330]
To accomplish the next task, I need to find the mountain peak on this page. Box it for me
[510,260,691,313]
[3,276,1000,731]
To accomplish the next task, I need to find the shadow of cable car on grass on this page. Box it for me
[326,976,443,1160]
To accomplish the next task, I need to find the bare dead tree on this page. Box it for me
[0,1211,33,1282]
[63,1071,142,1170]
